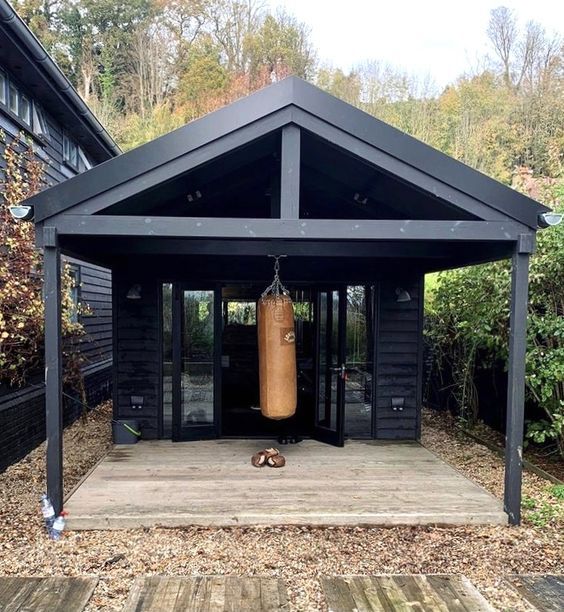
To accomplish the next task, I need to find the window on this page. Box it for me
[32,105,50,139]
[0,71,6,104]
[9,83,18,114]
[64,132,92,172]
[63,133,79,168]
[0,70,51,140]
[20,95,31,125]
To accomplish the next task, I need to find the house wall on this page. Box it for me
[113,269,424,441]
[113,269,161,439]
[0,64,114,471]
[375,278,423,440]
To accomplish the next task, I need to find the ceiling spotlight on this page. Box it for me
[187,190,203,203]
[538,212,563,228]
[353,192,368,205]
[9,205,34,221]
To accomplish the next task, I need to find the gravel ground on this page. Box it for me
[0,403,562,611]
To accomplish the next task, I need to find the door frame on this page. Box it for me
[171,283,222,441]
[312,287,346,446]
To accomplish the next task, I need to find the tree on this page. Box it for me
[244,10,316,84]
[0,133,82,388]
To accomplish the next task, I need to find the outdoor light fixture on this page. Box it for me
[391,397,405,411]
[353,192,368,205]
[126,284,142,300]
[9,205,34,221]
[395,288,412,303]
[186,190,202,203]
[130,395,144,410]
[538,211,563,228]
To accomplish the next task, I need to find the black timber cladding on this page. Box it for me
[70,259,113,365]
[375,278,422,440]
[113,269,160,439]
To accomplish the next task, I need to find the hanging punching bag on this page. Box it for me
[258,259,297,420]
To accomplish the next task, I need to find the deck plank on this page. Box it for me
[65,440,506,529]
[0,577,97,612]
[321,575,494,612]
[505,574,564,611]
[122,576,288,611]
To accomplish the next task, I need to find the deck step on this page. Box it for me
[321,574,494,611]
[505,574,564,612]
[122,576,288,611]
[0,577,97,611]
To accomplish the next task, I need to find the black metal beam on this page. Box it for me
[504,247,530,525]
[280,124,300,219]
[51,215,527,242]
[43,228,63,514]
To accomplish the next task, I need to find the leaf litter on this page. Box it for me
[0,403,561,610]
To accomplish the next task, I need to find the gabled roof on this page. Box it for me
[28,76,547,228]
[0,0,120,161]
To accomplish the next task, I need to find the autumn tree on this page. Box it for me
[0,134,82,388]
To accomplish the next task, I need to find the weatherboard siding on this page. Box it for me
[0,80,113,470]
[114,269,160,439]
[375,278,423,440]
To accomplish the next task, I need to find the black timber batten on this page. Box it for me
[27,77,547,228]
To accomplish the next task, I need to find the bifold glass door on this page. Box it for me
[171,285,220,441]
[313,289,346,446]
[313,286,375,445]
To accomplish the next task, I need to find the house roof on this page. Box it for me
[0,0,120,162]
[28,76,548,228]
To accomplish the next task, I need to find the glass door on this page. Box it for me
[172,285,220,441]
[313,289,346,446]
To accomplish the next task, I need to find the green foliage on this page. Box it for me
[427,188,564,456]
[0,133,84,389]
[521,487,564,528]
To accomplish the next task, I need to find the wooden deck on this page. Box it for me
[505,575,564,611]
[0,577,97,611]
[321,575,494,611]
[65,440,506,529]
[123,577,288,611]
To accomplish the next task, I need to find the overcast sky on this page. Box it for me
[267,0,563,89]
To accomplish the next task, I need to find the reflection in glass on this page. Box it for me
[181,290,214,426]
[344,286,374,437]
[317,290,339,430]
[162,283,173,437]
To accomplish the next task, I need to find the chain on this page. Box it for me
[261,255,289,298]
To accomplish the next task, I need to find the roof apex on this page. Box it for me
[29,75,548,228]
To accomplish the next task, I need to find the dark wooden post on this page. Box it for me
[280,124,300,219]
[44,227,63,514]
[504,234,533,525]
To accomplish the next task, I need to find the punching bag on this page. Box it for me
[258,259,297,420]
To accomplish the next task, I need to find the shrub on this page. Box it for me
[0,132,84,389]
[426,175,564,457]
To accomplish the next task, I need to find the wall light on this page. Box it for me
[395,288,412,303]
[538,212,563,228]
[9,205,34,221]
[126,284,142,300]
